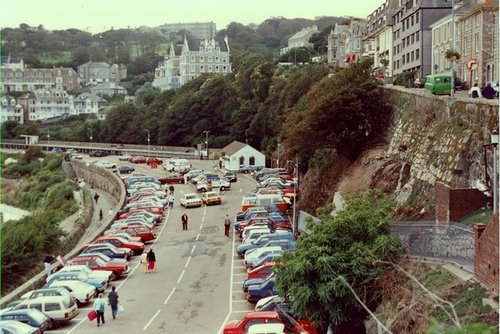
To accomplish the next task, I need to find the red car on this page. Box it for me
[69,256,130,278]
[223,311,316,334]
[158,174,185,184]
[114,225,156,243]
[92,236,145,255]
[246,262,275,280]
[146,157,163,165]
[129,156,147,163]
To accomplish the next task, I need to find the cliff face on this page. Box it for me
[297,87,498,219]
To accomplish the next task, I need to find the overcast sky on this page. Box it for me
[2,0,385,33]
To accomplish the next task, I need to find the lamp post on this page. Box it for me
[277,143,280,168]
[89,128,93,149]
[491,130,499,213]
[203,130,210,160]
[47,129,50,147]
[146,129,151,158]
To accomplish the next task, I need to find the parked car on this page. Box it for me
[21,287,75,304]
[185,170,204,181]
[246,276,278,303]
[51,147,63,154]
[197,178,231,192]
[129,156,147,164]
[201,191,222,205]
[118,206,164,220]
[14,295,79,327]
[224,171,237,182]
[68,256,129,278]
[146,157,163,165]
[89,150,108,157]
[158,173,185,184]
[80,243,131,260]
[45,271,107,293]
[118,165,135,174]
[180,193,202,208]
[119,154,131,161]
[236,217,291,234]
[46,280,96,305]
[247,323,285,334]
[76,252,128,265]
[0,319,41,334]
[101,231,141,243]
[223,311,315,334]
[90,236,145,255]
[412,77,425,88]
[56,265,113,284]
[238,233,295,256]
[236,206,280,222]
[239,165,263,174]
[246,262,275,280]
[0,309,51,333]
[105,225,156,243]
[94,160,116,169]
[243,272,274,292]
[255,295,292,315]
[248,252,283,270]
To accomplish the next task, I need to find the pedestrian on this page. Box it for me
[169,185,174,195]
[44,261,52,281]
[468,82,482,98]
[107,286,119,319]
[140,251,148,273]
[224,214,232,237]
[93,293,106,327]
[482,82,496,99]
[94,192,100,204]
[168,194,175,209]
[146,249,156,273]
[99,208,103,221]
[181,213,188,230]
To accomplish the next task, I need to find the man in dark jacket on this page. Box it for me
[107,286,119,319]
[482,83,496,99]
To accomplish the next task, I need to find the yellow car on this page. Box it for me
[202,191,222,205]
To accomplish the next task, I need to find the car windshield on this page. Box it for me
[186,195,196,199]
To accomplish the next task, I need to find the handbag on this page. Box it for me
[87,309,97,321]
[117,303,125,314]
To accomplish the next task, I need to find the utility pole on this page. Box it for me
[203,130,210,160]
[277,143,280,168]
[146,129,151,158]
[292,156,298,234]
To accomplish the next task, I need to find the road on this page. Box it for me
[47,155,256,334]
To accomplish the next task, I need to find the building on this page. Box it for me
[158,22,217,39]
[77,61,127,85]
[152,36,232,91]
[281,25,319,55]
[1,55,24,70]
[344,19,367,64]
[456,0,498,87]
[90,82,127,96]
[220,141,266,171]
[2,67,79,93]
[73,93,108,115]
[1,95,24,124]
[327,24,349,68]
[392,0,452,79]
[23,89,74,121]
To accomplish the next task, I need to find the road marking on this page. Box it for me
[164,287,176,304]
[152,207,171,245]
[232,299,249,303]
[216,224,237,334]
[191,245,196,254]
[196,233,200,241]
[233,280,244,284]
[143,309,161,330]
[185,256,191,268]
[177,269,185,283]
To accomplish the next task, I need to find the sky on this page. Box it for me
[2,0,385,33]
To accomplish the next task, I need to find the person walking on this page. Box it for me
[99,208,103,221]
[168,194,175,209]
[146,249,156,273]
[107,286,119,320]
[181,213,188,230]
[482,82,496,99]
[224,214,232,237]
[44,261,52,281]
[169,185,174,195]
[468,82,482,98]
[93,293,106,327]
[94,192,100,204]
[140,251,148,273]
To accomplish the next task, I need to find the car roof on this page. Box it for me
[17,294,71,305]
[245,311,279,319]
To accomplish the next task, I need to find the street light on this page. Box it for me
[146,129,151,158]
[203,130,210,160]
[47,129,50,147]
[491,130,498,213]
[89,128,93,149]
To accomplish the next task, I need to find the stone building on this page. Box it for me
[90,82,127,96]
[327,24,349,68]
[280,25,319,55]
[152,36,231,91]
[73,93,108,115]
[344,19,367,65]
[77,61,127,85]
[158,22,216,39]
[2,67,79,93]
[23,89,74,121]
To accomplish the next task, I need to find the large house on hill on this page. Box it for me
[152,36,232,91]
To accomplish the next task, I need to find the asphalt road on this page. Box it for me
[46,155,256,334]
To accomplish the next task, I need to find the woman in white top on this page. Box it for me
[93,293,106,327]
[140,251,148,273]
[469,83,482,98]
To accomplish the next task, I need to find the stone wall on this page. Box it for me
[385,86,498,204]
[473,214,499,293]
[390,221,474,271]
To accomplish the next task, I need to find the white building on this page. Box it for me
[281,25,319,55]
[1,95,24,124]
[73,93,108,115]
[24,89,74,121]
[220,141,266,171]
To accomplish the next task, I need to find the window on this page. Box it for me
[416,11,419,24]
[416,49,419,60]
[474,33,480,53]
[208,56,212,62]
[403,39,405,48]
[208,66,212,72]
[416,32,419,42]
[411,15,414,26]
[249,156,255,165]
[31,303,43,311]
[45,303,61,311]
[403,56,405,65]
[411,34,414,44]
[239,156,245,165]
[200,56,204,62]
[411,51,414,62]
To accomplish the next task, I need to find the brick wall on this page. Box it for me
[473,214,499,293]
[435,182,492,222]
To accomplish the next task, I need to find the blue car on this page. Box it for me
[243,272,274,292]
[250,253,283,270]
[45,272,107,293]
[237,233,295,256]
[0,309,51,332]
[236,206,280,222]
[247,277,278,303]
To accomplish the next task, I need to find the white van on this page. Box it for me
[248,323,285,334]
[163,159,190,172]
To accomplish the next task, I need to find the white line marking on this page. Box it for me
[185,257,191,268]
[232,281,245,284]
[164,287,176,304]
[191,245,196,254]
[196,233,200,241]
[143,309,161,330]
[177,270,185,283]
[217,222,237,334]
[233,273,247,276]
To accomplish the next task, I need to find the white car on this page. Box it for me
[15,295,79,326]
[180,193,202,208]
[196,178,231,192]
[93,160,116,169]
[119,154,131,161]
[46,280,96,305]
[57,264,113,283]
[21,287,75,305]
[244,246,283,268]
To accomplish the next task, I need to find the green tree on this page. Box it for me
[274,189,403,333]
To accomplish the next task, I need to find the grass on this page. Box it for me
[38,51,72,65]
[458,208,494,227]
